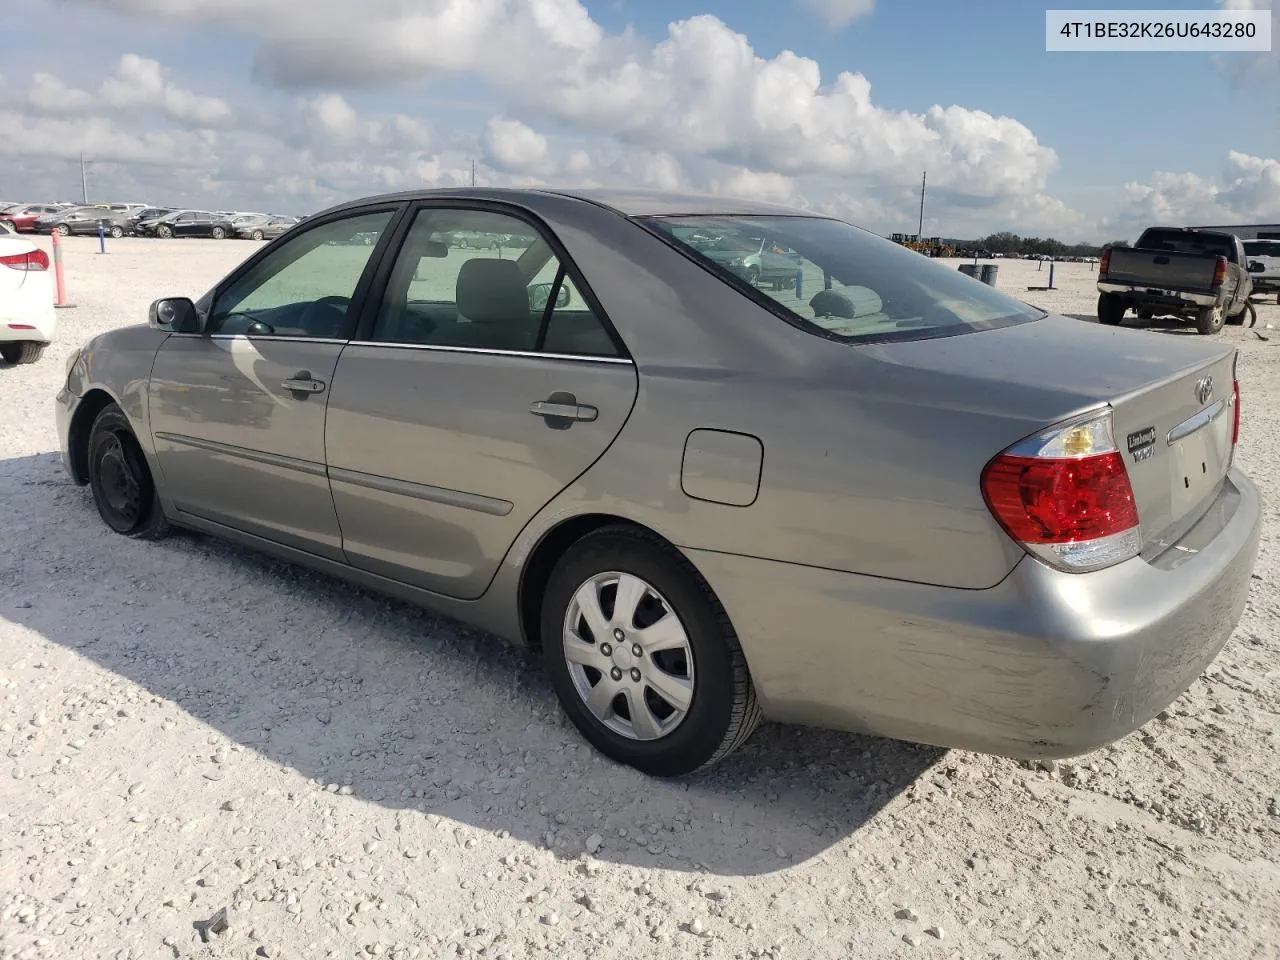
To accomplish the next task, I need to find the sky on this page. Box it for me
[1,0,1277,243]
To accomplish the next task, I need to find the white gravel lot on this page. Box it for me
[2,237,1278,960]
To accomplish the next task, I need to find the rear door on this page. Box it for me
[324,203,638,600]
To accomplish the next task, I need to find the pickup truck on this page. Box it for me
[1243,238,1280,301]
[1097,227,1253,334]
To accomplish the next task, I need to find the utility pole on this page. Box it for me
[80,152,89,205]
[917,170,926,238]
[470,159,476,186]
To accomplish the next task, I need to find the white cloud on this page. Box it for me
[100,54,233,126]
[710,168,797,204]
[797,0,875,29]
[26,73,95,113]
[1214,0,1278,83]
[481,117,550,173]
[1102,150,1280,237]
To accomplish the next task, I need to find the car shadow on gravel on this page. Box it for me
[1,451,944,877]
[1064,313,1220,335]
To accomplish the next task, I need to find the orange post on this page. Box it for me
[51,229,73,308]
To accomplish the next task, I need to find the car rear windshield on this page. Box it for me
[1136,229,1236,259]
[640,215,1043,343]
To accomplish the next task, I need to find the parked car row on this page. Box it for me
[0,201,298,241]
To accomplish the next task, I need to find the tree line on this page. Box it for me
[961,232,1130,257]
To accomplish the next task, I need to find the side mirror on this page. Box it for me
[528,282,571,312]
[149,297,202,334]
[1248,261,1265,273]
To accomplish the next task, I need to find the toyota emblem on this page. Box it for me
[1195,375,1214,405]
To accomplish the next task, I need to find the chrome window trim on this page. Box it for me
[165,333,634,363]
[344,340,634,365]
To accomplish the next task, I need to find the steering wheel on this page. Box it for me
[296,295,351,337]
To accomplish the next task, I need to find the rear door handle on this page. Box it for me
[282,372,326,394]
[529,398,597,423]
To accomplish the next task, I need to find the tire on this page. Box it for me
[746,265,761,287]
[56,224,71,237]
[211,226,226,240]
[457,238,468,248]
[1137,308,1153,321]
[109,225,124,239]
[157,225,172,239]
[1097,293,1127,326]
[85,404,170,540]
[1195,305,1225,335]
[0,341,46,364]
[251,229,264,241]
[541,526,762,777]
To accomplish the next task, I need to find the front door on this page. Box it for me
[147,207,399,558]
[324,204,638,600]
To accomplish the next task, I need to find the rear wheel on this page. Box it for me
[541,526,762,777]
[0,341,46,364]
[1195,305,1225,335]
[109,225,124,239]
[86,404,170,539]
[211,226,226,239]
[56,224,71,237]
[1097,293,1127,326]
[251,229,264,241]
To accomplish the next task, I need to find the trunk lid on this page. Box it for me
[869,314,1237,553]
[1104,247,1218,291]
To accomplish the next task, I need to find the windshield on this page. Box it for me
[642,215,1043,343]
[1244,240,1280,258]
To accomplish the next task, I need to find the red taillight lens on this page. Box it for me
[1099,248,1111,274]
[1232,379,1240,446]
[982,410,1142,572]
[982,452,1138,545]
[1212,256,1227,288]
[0,250,49,271]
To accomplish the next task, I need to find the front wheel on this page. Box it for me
[56,224,71,237]
[156,225,172,238]
[541,526,762,777]
[86,404,170,539]
[1097,293,1127,325]
[251,229,264,241]
[211,226,226,239]
[1195,305,1225,335]
[109,225,124,239]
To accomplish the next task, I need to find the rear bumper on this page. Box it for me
[1098,281,1218,308]
[687,468,1262,759]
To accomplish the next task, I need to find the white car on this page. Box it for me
[1244,239,1280,299]
[0,236,55,364]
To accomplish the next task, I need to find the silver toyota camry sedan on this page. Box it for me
[55,188,1262,777]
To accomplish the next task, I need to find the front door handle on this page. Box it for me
[530,395,597,424]
[282,371,326,394]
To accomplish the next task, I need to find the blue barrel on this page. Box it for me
[958,264,979,279]
[980,264,999,286]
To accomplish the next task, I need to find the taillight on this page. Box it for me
[0,249,50,271]
[981,409,1140,573]
[1099,248,1111,274]
[1212,256,1227,288]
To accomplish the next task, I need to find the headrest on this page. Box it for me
[456,258,527,324]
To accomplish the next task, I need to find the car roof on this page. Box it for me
[312,186,830,221]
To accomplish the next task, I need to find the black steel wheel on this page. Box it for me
[86,404,170,539]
